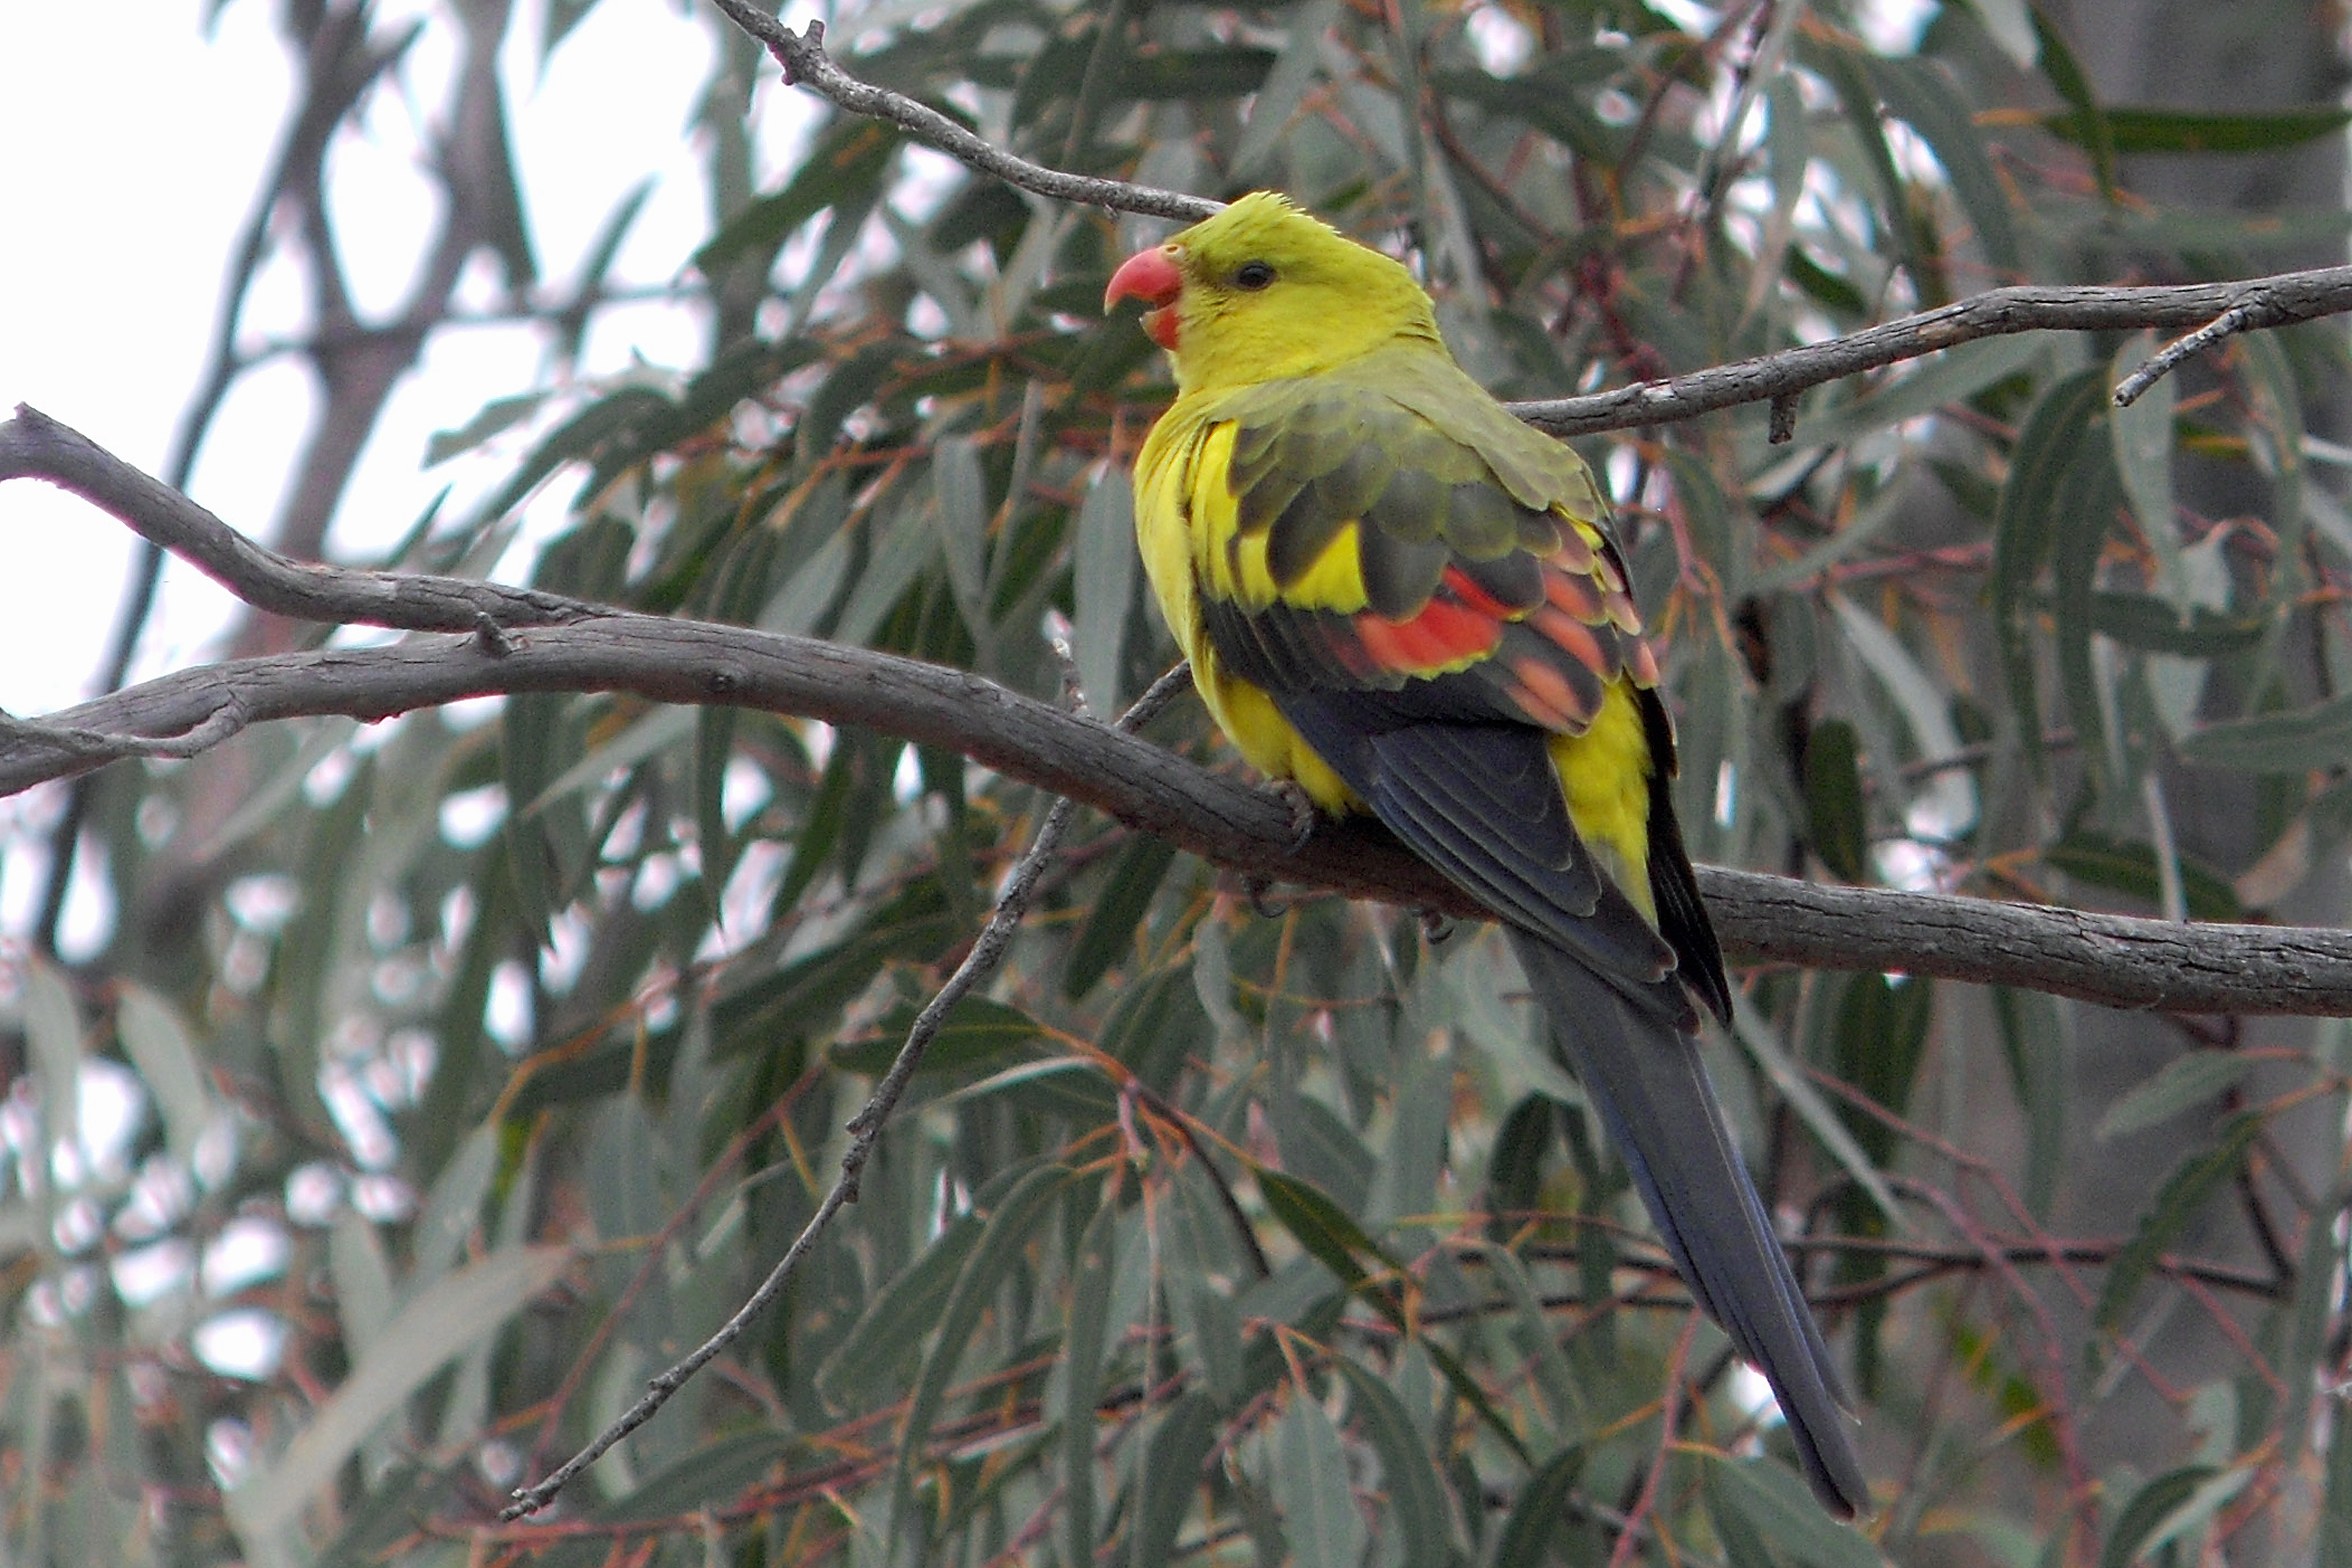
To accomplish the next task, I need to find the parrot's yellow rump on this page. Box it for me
[1106,191,1867,1517]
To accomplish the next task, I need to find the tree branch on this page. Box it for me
[7,399,2352,1019]
[0,406,603,632]
[6,619,2344,1018]
[1509,269,2352,438]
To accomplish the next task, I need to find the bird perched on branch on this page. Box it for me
[1104,191,1867,1517]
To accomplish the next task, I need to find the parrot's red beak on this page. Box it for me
[1105,244,1184,351]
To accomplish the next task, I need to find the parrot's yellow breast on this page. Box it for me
[1134,409,1360,811]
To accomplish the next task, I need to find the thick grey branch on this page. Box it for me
[7,624,2352,1019]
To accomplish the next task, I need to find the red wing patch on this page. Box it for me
[1200,529,1663,740]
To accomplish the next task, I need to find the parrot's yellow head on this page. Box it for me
[1104,191,1446,394]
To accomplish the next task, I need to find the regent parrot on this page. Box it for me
[1105,191,1867,1517]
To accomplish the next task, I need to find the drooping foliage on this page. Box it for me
[8,2,2352,1564]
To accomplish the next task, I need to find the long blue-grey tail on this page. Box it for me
[1509,931,1867,1517]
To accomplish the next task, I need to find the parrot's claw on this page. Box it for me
[1268,779,1320,852]
[1418,908,1455,943]
[1242,874,1284,918]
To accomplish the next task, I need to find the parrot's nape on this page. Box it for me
[1104,191,1869,1518]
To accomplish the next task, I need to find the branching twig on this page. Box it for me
[2113,281,2312,407]
[502,663,1191,1518]
[706,3,1218,223]
[1,407,604,632]
[1513,269,2352,439]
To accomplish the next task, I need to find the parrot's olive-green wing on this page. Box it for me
[1187,351,1729,1022]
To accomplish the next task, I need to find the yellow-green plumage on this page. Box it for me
[1107,191,1867,1516]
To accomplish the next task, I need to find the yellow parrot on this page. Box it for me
[1105,191,1866,1516]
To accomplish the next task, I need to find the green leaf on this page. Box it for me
[1699,1453,1882,1568]
[1272,1381,1367,1568]
[1430,61,1624,164]
[1332,1363,1452,1567]
[2043,831,2240,921]
[2326,1402,2352,1567]
[695,703,739,913]
[425,391,549,467]
[2044,104,2352,155]
[1490,1443,1587,1568]
[1269,1088,1377,1211]
[483,386,671,520]
[2098,1465,2220,1568]
[2097,1053,2257,1142]
[2048,414,2126,794]
[1256,1167,1529,1462]
[2283,1180,2348,1464]
[2110,332,2178,572]
[1072,464,1138,714]
[2177,693,2352,773]
[1805,39,1938,297]
[1116,45,1278,100]
[1733,1006,1900,1228]
[1231,0,1343,180]
[114,987,214,1166]
[590,1431,798,1522]
[1127,1391,1220,1568]
[1483,1095,1556,1240]
[1468,1240,1584,1431]
[2030,10,2116,198]
[19,957,83,1173]
[931,436,992,644]
[2084,593,2265,656]
[1993,988,2068,1219]
[696,119,901,274]
[794,341,905,475]
[1058,1194,1121,1568]
[225,1248,569,1551]
[826,995,1045,1077]
[1063,834,1180,999]
[1828,590,1976,840]
[1859,54,2021,271]
[894,1163,1074,1511]
[1991,369,2112,770]
[1098,959,1211,1093]
[714,877,957,1055]
[2094,1115,2261,1337]
[1783,333,2045,455]
[1803,719,1868,882]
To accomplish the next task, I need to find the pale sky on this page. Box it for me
[0,2,797,715]
[0,0,818,944]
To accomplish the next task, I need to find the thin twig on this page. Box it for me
[2115,284,2305,406]
[1514,268,2352,439]
[503,663,1191,1519]
[706,3,1218,223]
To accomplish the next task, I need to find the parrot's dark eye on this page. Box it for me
[1233,260,1277,290]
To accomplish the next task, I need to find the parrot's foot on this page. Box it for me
[1418,908,1455,943]
[1266,779,1320,852]
[1241,874,1284,918]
